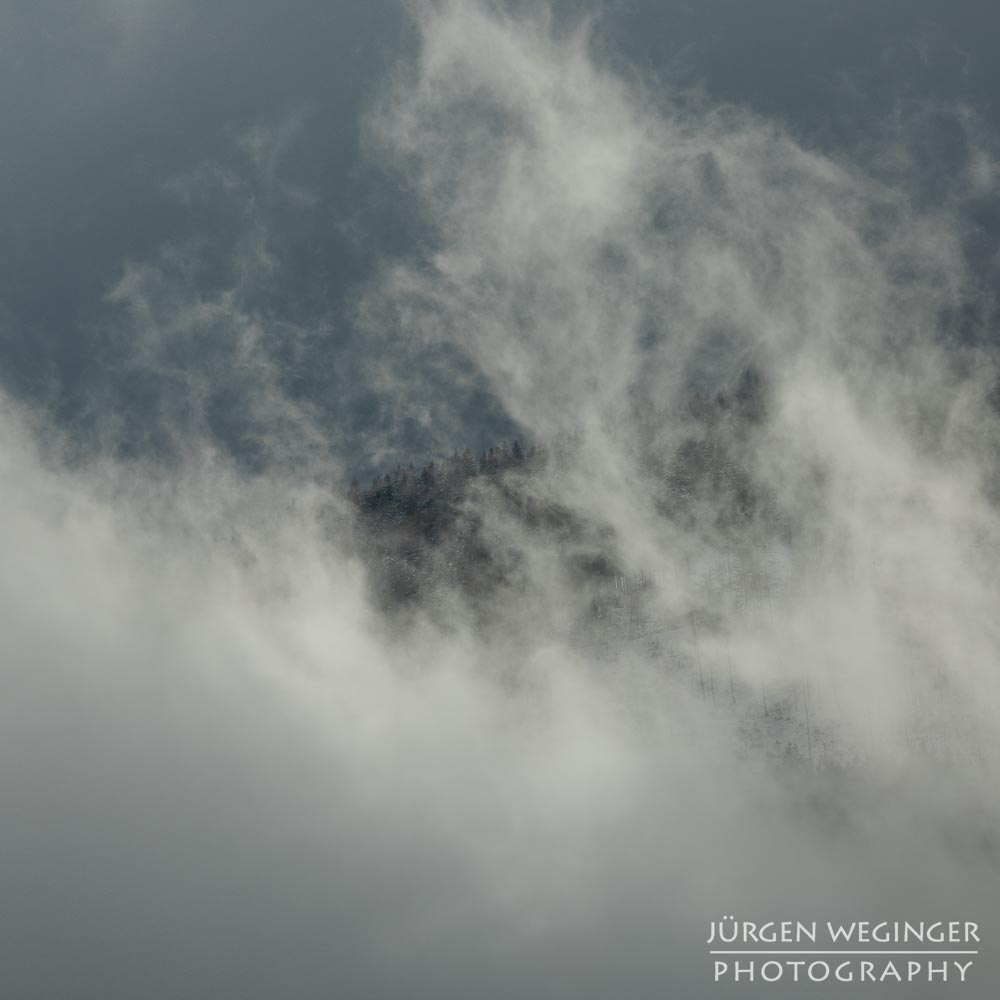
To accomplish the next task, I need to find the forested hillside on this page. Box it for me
[349,366,786,615]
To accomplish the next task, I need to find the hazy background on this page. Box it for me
[2,2,1000,998]
[3,0,1000,470]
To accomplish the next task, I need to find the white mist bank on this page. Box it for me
[1,377,999,998]
[2,2,1000,997]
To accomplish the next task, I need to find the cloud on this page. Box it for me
[2,2,1000,997]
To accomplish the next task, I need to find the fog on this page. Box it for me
[2,2,1000,997]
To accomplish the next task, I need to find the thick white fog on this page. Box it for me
[2,2,1000,997]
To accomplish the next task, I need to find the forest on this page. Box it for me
[348,365,783,615]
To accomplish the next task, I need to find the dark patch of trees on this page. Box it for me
[651,365,785,536]
[347,366,788,616]
[348,441,551,615]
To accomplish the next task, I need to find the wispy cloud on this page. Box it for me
[2,2,1000,997]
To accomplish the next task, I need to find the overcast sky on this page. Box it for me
[2,0,999,473]
[3,4,1000,998]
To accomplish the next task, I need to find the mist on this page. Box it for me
[2,2,1000,997]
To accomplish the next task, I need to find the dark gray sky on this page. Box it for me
[2,0,999,475]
